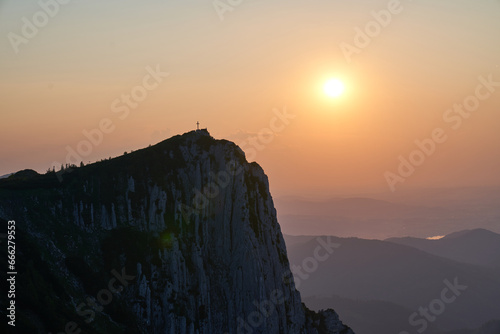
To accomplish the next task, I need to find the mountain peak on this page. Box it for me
[0,131,353,333]
[443,228,498,240]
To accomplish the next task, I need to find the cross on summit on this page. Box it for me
[196,121,207,132]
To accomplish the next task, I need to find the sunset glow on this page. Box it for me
[0,0,499,197]
[1,2,500,331]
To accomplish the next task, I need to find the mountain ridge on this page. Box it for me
[0,130,353,333]
[386,228,500,268]
[284,232,500,333]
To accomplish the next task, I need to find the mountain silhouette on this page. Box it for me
[0,130,353,333]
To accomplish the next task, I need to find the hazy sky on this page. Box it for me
[1,0,500,197]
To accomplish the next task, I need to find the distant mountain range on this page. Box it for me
[284,228,500,334]
[387,228,500,268]
[275,193,500,239]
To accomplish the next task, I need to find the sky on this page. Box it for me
[1,0,500,198]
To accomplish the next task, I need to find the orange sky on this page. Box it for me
[1,0,500,197]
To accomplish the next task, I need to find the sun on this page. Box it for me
[324,78,345,98]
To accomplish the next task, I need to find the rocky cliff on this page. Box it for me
[0,130,353,334]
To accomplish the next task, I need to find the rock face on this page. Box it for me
[0,130,353,334]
